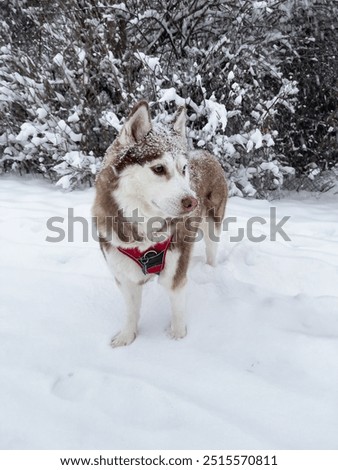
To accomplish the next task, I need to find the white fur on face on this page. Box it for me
[115,152,196,219]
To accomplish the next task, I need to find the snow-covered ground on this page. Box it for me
[1,176,338,450]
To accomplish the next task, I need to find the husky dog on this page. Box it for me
[93,101,227,347]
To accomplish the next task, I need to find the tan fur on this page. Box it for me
[170,151,228,289]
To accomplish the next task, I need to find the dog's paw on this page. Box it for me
[111,330,136,348]
[167,323,187,341]
[206,258,217,267]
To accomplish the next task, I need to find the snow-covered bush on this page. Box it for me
[0,0,337,194]
[0,0,127,188]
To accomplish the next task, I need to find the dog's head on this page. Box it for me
[108,101,198,219]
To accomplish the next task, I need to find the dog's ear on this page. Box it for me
[118,100,152,146]
[173,105,187,146]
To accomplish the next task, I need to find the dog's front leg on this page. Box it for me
[111,277,143,347]
[159,249,189,340]
[167,284,187,340]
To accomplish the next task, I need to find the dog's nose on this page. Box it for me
[181,196,198,212]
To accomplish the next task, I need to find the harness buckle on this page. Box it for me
[139,250,163,275]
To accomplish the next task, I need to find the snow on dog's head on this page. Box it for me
[106,101,198,219]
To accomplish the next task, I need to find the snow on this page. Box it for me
[159,88,186,107]
[260,161,279,176]
[77,49,86,63]
[55,174,73,190]
[159,89,200,114]
[45,131,63,146]
[67,112,80,124]
[253,1,268,8]
[134,52,162,74]
[308,167,321,180]
[53,53,64,67]
[227,71,235,82]
[1,176,338,450]
[247,129,263,151]
[36,108,48,120]
[100,110,122,131]
[234,95,242,106]
[15,123,37,143]
[64,151,86,169]
[57,120,82,143]
[203,98,228,133]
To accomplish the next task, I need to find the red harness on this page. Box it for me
[117,236,173,275]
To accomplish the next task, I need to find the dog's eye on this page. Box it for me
[182,164,187,176]
[151,165,165,175]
